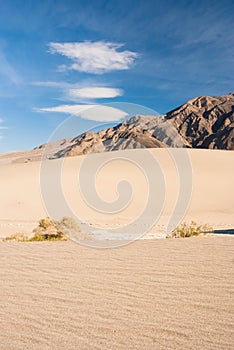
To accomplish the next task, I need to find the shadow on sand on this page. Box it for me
[213,229,234,235]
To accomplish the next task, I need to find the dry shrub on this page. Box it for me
[55,216,93,241]
[3,217,93,242]
[3,233,29,242]
[169,221,213,238]
[32,217,68,241]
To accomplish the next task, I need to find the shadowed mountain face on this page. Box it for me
[1,93,233,164]
[165,93,234,150]
[49,117,181,159]
[50,92,234,158]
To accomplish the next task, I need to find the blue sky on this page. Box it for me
[0,0,233,153]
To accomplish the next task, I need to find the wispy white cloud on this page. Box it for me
[48,41,138,74]
[0,119,7,141]
[68,87,123,99]
[37,104,128,122]
[0,119,7,130]
[32,81,71,88]
[0,50,21,85]
[33,80,124,101]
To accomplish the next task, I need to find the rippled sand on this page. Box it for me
[0,236,233,349]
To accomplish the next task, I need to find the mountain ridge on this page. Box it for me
[1,92,233,164]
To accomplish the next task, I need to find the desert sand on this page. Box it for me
[0,236,233,349]
[0,148,233,238]
[0,148,233,349]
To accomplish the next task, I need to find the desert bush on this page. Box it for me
[168,221,213,238]
[55,216,93,241]
[38,217,55,229]
[3,232,68,242]
[3,217,77,242]
[29,233,66,241]
[55,216,80,234]
[3,233,30,242]
[2,217,91,242]
[33,217,68,241]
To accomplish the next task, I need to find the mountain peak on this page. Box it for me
[164,93,234,149]
[0,93,233,164]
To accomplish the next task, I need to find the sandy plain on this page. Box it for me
[0,236,234,349]
[0,148,233,238]
[0,148,233,349]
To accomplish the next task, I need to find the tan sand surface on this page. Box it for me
[0,148,233,237]
[0,236,233,349]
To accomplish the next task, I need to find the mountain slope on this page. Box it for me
[0,92,233,164]
[51,119,170,159]
[165,93,234,149]
[52,92,233,158]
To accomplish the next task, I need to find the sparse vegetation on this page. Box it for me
[167,221,213,238]
[32,217,68,241]
[2,216,81,242]
[54,216,81,237]
[2,216,93,242]
[3,233,30,242]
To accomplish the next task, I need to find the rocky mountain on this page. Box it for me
[49,117,173,159]
[1,92,233,164]
[48,92,234,158]
[165,93,234,150]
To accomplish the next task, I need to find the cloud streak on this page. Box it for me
[68,87,123,99]
[33,80,124,101]
[37,104,128,122]
[0,50,21,85]
[49,41,138,74]
[0,119,7,141]
[0,119,7,130]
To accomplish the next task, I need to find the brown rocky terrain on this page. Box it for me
[1,93,233,164]
[49,92,234,158]
[165,93,234,149]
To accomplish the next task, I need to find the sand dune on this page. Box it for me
[0,148,233,349]
[0,236,233,349]
[0,148,233,238]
